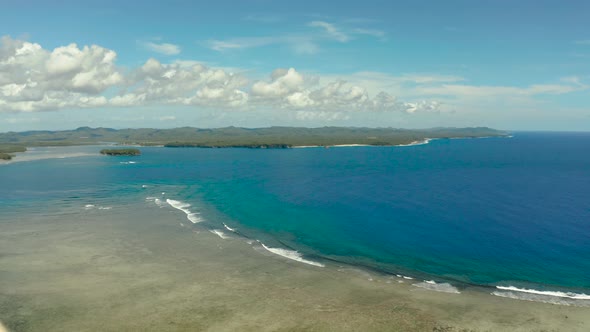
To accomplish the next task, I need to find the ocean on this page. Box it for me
[2,132,589,306]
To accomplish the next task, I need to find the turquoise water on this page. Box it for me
[1,133,590,304]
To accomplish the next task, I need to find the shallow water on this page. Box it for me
[1,194,589,331]
[1,132,590,308]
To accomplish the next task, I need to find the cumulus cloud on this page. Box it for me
[251,68,306,98]
[0,36,120,112]
[118,57,249,108]
[0,36,453,116]
[249,68,440,114]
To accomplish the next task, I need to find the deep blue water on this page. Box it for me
[1,132,590,295]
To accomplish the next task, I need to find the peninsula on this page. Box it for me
[0,126,509,151]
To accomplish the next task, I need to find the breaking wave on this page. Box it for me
[259,242,324,267]
[84,204,112,210]
[210,229,230,239]
[223,223,236,232]
[412,280,461,294]
[166,199,202,223]
[492,285,590,306]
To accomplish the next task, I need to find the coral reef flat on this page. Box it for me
[1,204,587,332]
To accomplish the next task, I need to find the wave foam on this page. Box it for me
[166,199,202,223]
[223,223,236,232]
[260,243,324,267]
[331,144,371,147]
[397,139,431,147]
[492,288,590,307]
[412,280,461,294]
[84,204,112,211]
[494,286,590,300]
[210,229,229,239]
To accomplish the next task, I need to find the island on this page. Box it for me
[100,148,141,156]
[0,126,510,151]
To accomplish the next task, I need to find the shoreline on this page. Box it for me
[160,195,590,308]
[1,134,514,164]
[1,200,589,331]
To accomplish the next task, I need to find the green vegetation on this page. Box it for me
[0,144,26,161]
[100,148,141,156]
[0,126,509,149]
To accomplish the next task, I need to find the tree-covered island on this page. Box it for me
[100,148,141,156]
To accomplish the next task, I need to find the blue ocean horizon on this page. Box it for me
[2,132,589,304]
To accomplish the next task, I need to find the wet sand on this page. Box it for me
[1,205,588,331]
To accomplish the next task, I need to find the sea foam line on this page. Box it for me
[495,286,590,300]
[331,144,371,147]
[166,199,202,223]
[492,290,590,307]
[396,274,414,280]
[84,204,112,210]
[259,243,324,267]
[397,139,431,147]
[210,229,230,239]
[412,280,461,294]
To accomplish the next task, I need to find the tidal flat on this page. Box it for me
[1,203,588,332]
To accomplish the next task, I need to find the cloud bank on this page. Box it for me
[1,36,585,123]
[0,36,441,116]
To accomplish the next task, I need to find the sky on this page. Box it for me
[1,0,589,132]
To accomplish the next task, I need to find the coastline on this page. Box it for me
[1,199,588,331]
[167,196,590,309]
[1,133,514,164]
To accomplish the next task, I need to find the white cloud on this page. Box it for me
[207,37,276,52]
[308,21,349,42]
[416,80,587,98]
[251,68,306,98]
[157,115,176,121]
[2,36,584,122]
[295,111,349,121]
[140,41,181,55]
[0,36,121,112]
[249,68,440,114]
[206,21,355,55]
[206,36,321,55]
[208,40,245,51]
[352,28,386,39]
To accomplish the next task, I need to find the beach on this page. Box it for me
[1,202,588,332]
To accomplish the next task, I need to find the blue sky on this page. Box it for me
[1,0,589,131]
